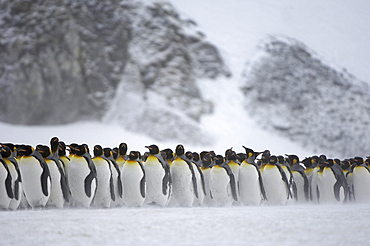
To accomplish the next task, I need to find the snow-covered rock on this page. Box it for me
[0,0,229,144]
[241,36,370,158]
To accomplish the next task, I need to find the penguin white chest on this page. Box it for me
[122,162,145,207]
[46,160,64,208]
[68,156,96,207]
[239,164,261,205]
[19,157,50,208]
[171,160,194,207]
[317,168,339,203]
[92,158,112,208]
[0,163,11,209]
[262,165,288,205]
[352,167,370,203]
[210,166,232,206]
[144,156,167,206]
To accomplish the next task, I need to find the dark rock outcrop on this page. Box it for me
[0,0,230,143]
[241,36,370,157]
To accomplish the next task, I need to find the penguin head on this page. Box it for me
[50,137,59,155]
[74,145,89,156]
[67,143,78,155]
[261,150,271,164]
[0,146,12,158]
[146,145,160,155]
[340,160,350,170]
[58,141,67,156]
[118,143,128,156]
[175,144,185,156]
[354,157,364,166]
[214,155,224,165]
[242,146,254,159]
[286,154,299,166]
[1,143,15,153]
[225,148,233,158]
[269,155,278,165]
[192,152,200,162]
[319,155,327,164]
[15,145,31,157]
[311,156,319,167]
[277,155,286,165]
[103,147,113,159]
[161,148,174,161]
[36,145,51,158]
[128,151,140,161]
[201,155,213,168]
[112,147,118,160]
[301,157,312,168]
[185,151,193,161]
[225,149,237,161]
[236,153,246,163]
[365,157,370,167]
[93,145,104,157]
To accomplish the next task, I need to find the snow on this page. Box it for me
[2,204,370,245]
[2,1,370,245]
[170,0,370,83]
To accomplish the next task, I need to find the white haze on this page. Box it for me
[1,0,370,245]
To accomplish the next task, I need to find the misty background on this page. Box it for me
[1,0,369,158]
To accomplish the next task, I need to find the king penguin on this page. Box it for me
[210,154,238,207]
[68,144,97,208]
[186,152,205,207]
[18,145,51,208]
[317,158,348,204]
[239,147,266,206]
[40,137,69,208]
[224,148,241,204]
[200,153,215,206]
[1,145,22,210]
[171,144,198,207]
[104,147,123,207]
[261,155,292,205]
[277,155,296,203]
[143,144,171,206]
[286,154,309,203]
[116,143,128,172]
[92,145,114,208]
[301,156,319,202]
[122,151,146,207]
[349,157,370,203]
[0,148,13,209]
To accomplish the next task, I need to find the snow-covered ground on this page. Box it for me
[2,204,370,245]
[2,1,370,245]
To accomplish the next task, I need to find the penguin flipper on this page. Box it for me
[195,164,206,196]
[157,154,171,196]
[301,171,310,201]
[39,160,50,197]
[84,171,96,198]
[276,164,293,199]
[256,166,267,201]
[110,172,116,201]
[111,160,123,198]
[53,158,70,202]
[2,159,14,199]
[331,165,349,201]
[10,157,21,200]
[184,158,198,198]
[138,161,146,198]
[223,165,238,201]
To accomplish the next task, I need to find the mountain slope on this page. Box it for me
[0,0,229,144]
[241,36,370,157]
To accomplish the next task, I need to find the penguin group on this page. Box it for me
[1,137,370,210]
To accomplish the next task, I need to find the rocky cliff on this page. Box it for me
[0,0,230,142]
[241,36,370,157]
